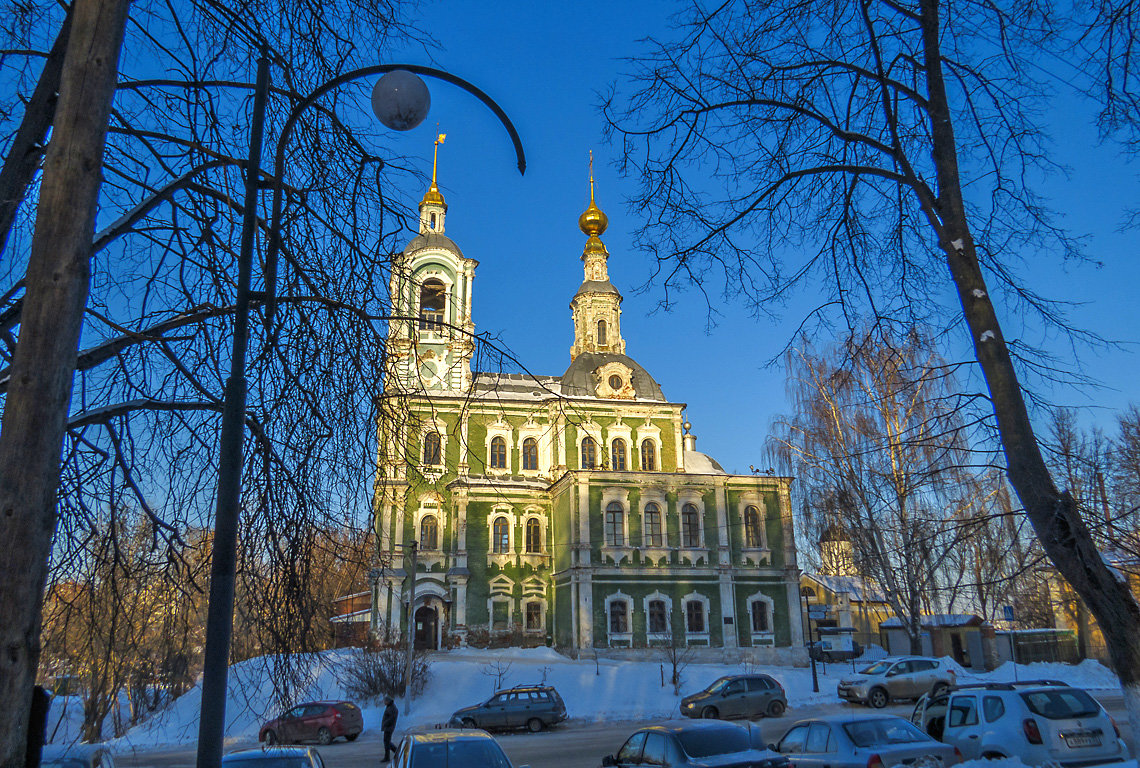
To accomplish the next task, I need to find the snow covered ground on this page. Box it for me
[44,648,1126,750]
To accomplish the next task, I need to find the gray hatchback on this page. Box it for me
[448,684,567,732]
[680,674,788,719]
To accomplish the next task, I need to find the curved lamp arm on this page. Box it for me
[263,63,526,329]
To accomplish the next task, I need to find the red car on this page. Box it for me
[259,701,364,745]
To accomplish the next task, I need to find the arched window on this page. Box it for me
[609,600,629,634]
[492,516,510,553]
[429,212,437,229]
[744,505,762,548]
[640,439,657,471]
[611,438,627,471]
[597,319,607,345]
[419,279,446,331]
[643,502,663,547]
[751,601,770,632]
[686,600,706,633]
[581,436,597,469]
[490,436,507,469]
[422,431,442,465]
[605,502,624,546]
[522,437,538,471]
[525,518,542,553]
[648,599,668,634]
[681,503,701,547]
[420,515,438,550]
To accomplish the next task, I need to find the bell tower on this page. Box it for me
[570,153,625,361]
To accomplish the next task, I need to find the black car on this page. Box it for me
[680,674,788,719]
[603,721,789,768]
[448,684,567,732]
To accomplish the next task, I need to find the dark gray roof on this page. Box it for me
[573,279,621,298]
[404,231,464,258]
[560,352,666,401]
[472,371,562,398]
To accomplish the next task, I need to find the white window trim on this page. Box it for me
[634,424,662,472]
[488,594,514,632]
[606,422,633,471]
[523,596,548,633]
[643,590,674,643]
[578,422,603,470]
[639,493,671,566]
[600,488,633,554]
[520,509,549,565]
[518,422,548,476]
[604,591,634,645]
[739,495,771,553]
[678,492,707,551]
[486,420,513,476]
[413,496,447,569]
[683,591,711,644]
[488,507,516,568]
[747,591,776,644]
[418,419,448,471]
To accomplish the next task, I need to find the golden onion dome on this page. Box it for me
[578,198,607,237]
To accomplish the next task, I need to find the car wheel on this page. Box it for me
[527,718,544,733]
[461,717,477,729]
[345,734,359,742]
[767,699,787,717]
[263,730,278,746]
[316,727,333,746]
[868,688,889,709]
[932,683,950,698]
[701,706,719,719]
[983,752,1007,760]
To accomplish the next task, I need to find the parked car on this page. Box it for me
[838,657,956,708]
[448,684,567,732]
[602,720,788,768]
[773,714,960,768]
[809,639,864,663]
[258,700,363,745]
[222,746,325,768]
[911,680,1128,766]
[391,729,529,768]
[40,744,114,768]
[681,674,788,719]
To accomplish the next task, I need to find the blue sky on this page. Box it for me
[378,0,1140,475]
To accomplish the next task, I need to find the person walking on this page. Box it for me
[381,696,399,763]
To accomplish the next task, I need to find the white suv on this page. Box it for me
[911,680,1128,767]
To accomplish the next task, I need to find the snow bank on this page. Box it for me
[104,649,1125,750]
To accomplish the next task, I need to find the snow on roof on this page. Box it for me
[330,609,371,623]
[806,573,889,603]
[880,614,984,628]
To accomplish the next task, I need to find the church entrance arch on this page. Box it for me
[414,605,439,650]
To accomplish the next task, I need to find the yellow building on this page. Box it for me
[1046,549,1140,661]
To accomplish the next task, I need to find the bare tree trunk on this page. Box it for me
[919,0,1140,735]
[0,0,129,763]
[0,12,72,260]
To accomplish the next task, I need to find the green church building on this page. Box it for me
[371,155,803,653]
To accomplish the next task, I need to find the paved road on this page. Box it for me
[116,695,1135,768]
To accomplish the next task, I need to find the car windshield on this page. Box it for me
[703,677,731,694]
[408,739,512,768]
[860,661,893,675]
[1020,689,1101,720]
[678,726,751,757]
[843,719,929,747]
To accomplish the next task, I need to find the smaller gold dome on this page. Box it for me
[421,180,446,209]
[579,199,608,236]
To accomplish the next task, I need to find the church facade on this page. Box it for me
[370,159,803,652]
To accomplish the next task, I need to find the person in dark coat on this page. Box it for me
[381,696,399,762]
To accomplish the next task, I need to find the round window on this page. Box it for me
[608,374,623,390]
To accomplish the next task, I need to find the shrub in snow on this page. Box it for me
[334,642,431,700]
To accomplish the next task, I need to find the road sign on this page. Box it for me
[1003,605,1015,622]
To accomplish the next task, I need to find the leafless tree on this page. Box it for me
[605,0,1140,730]
[0,0,492,758]
[773,327,980,652]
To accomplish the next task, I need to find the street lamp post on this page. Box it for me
[195,55,524,768]
[801,587,819,693]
